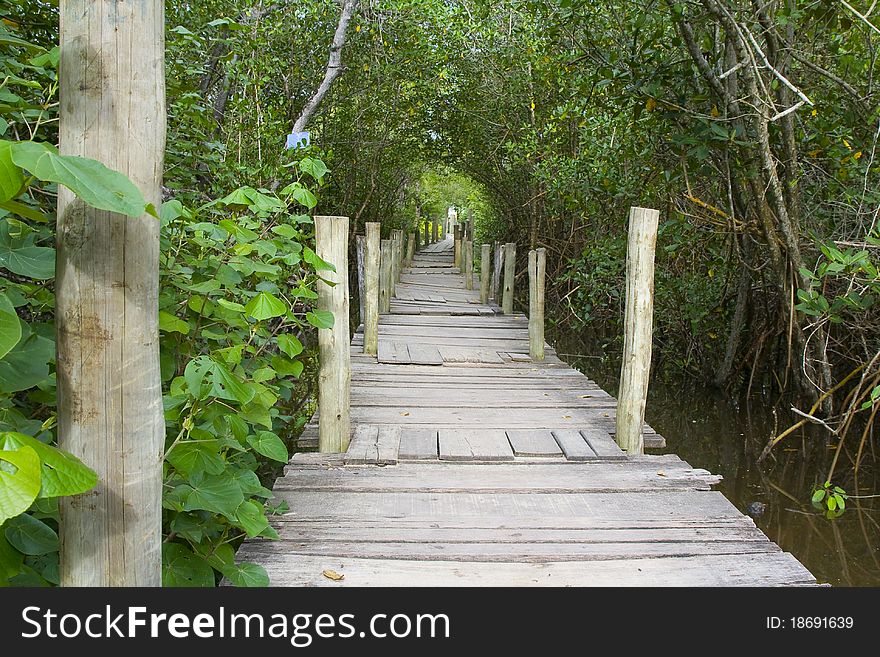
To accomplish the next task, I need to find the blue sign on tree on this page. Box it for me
[286,131,311,149]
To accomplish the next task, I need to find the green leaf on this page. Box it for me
[231,499,270,538]
[0,140,23,203]
[306,310,334,329]
[0,293,21,359]
[162,543,215,587]
[217,299,246,313]
[271,224,298,239]
[166,441,226,476]
[0,432,98,498]
[0,329,53,393]
[4,513,58,555]
[222,561,269,587]
[247,431,288,462]
[0,446,41,524]
[183,472,244,519]
[10,141,147,218]
[299,157,329,183]
[245,291,288,321]
[0,199,51,223]
[277,334,303,358]
[158,310,190,335]
[0,221,55,279]
[0,532,24,582]
[272,357,304,378]
[292,186,318,209]
[183,356,255,404]
[303,246,336,272]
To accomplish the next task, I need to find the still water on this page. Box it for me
[553,331,880,586]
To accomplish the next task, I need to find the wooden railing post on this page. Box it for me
[379,238,392,313]
[454,225,462,268]
[464,240,474,290]
[315,215,351,453]
[391,230,402,285]
[502,242,516,314]
[616,206,660,455]
[355,234,366,328]
[364,222,380,355]
[480,243,491,304]
[528,247,546,360]
[432,214,439,243]
[467,208,475,242]
[406,232,415,267]
[492,241,503,302]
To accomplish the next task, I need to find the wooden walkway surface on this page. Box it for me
[238,238,817,586]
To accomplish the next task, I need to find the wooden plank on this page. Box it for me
[344,425,379,465]
[406,343,444,365]
[580,428,626,459]
[464,430,514,462]
[235,552,816,587]
[377,340,411,364]
[438,430,472,461]
[506,430,564,457]
[552,429,597,461]
[398,429,438,461]
[376,426,401,465]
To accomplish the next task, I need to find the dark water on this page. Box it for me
[552,330,880,586]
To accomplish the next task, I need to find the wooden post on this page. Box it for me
[528,248,547,360]
[464,240,474,290]
[364,223,380,355]
[432,215,439,243]
[502,242,516,314]
[616,207,660,455]
[480,243,491,304]
[391,230,402,285]
[315,215,351,453]
[467,208,475,242]
[492,241,503,303]
[56,0,165,586]
[379,238,392,313]
[415,208,421,252]
[454,225,462,268]
[355,235,365,328]
[406,232,415,267]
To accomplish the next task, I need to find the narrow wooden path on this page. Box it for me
[239,238,817,586]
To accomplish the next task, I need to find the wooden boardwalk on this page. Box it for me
[238,238,817,586]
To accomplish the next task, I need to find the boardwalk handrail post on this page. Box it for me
[453,225,462,268]
[355,235,366,328]
[492,241,503,302]
[616,206,660,455]
[364,223,381,355]
[502,242,516,314]
[406,232,415,267]
[464,240,474,290]
[379,238,392,313]
[391,230,402,285]
[432,214,439,243]
[315,215,351,453]
[480,243,491,304]
[467,208,475,242]
[528,248,547,360]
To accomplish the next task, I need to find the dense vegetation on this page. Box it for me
[1,0,879,584]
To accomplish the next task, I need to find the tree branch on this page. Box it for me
[292,0,358,134]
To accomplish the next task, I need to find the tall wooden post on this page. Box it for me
[464,240,474,290]
[492,241,503,303]
[379,238,392,313]
[467,208,475,241]
[57,0,165,586]
[355,235,366,327]
[616,207,660,455]
[315,215,351,453]
[454,226,462,268]
[391,230,402,285]
[415,208,421,252]
[432,215,439,243]
[364,223,380,355]
[480,243,491,304]
[502,242,516,314]
[528,248,547,360]
[406,232,415,267]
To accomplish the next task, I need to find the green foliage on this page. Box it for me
[811,481,848,520]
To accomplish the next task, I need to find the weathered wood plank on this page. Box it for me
[377,340,411,364]
[398,429,438,460]
[506,430,564,457]
[406,343,444,365]
[580,428,626,459]
[376,425,400,465]
[552,429,597,461]
[344,425,379,465]
[438,430,473,461]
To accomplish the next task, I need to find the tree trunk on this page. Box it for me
[56,0,166,586]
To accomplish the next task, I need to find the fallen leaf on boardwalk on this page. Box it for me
[400,411,410,416]
[579,395,592,398]
[562,415,572,420]
[657,471,666,477]
[322,569,344,581]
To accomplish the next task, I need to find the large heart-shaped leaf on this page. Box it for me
[0,330,53,393]
[182,471,244,519]
[0,293,21,359]
[222,561,270,587]
[0,140,23,203]
[162,543,215,587]
[3,512,58,555]
[10,141,147,218]
[246,431,288,462]
[0,445,41,524]
[244,291,287,321]
[276,334,303,358]
[0,432,98,498]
